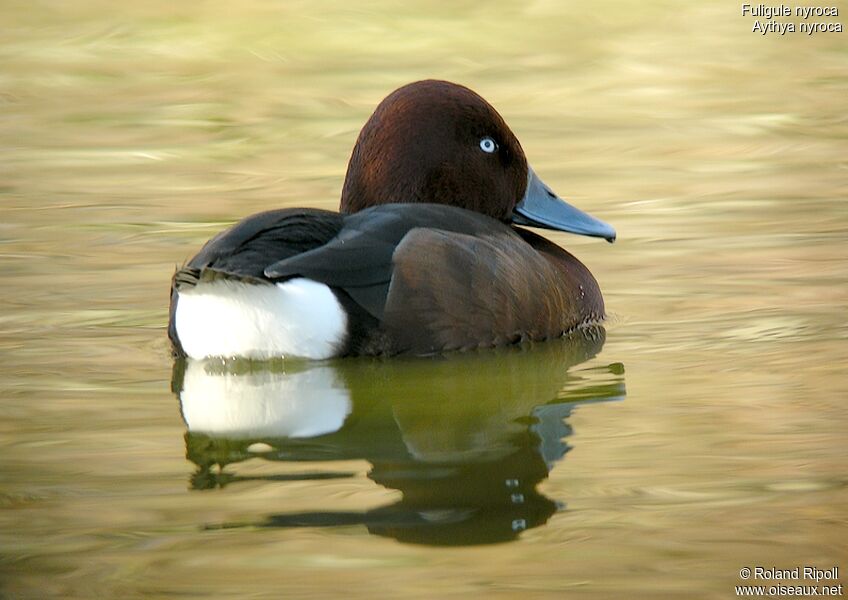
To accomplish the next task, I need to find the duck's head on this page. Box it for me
[340,80,616,243]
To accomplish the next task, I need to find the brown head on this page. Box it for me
[341,80,527,221]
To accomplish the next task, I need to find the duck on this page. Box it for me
[168,80,615,360]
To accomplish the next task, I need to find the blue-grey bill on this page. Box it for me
[512,167,616,243]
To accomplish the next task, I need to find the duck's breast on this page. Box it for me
[381,226,603,355]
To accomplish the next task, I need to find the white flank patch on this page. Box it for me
[174,278,347,360]
[180,360,351,439]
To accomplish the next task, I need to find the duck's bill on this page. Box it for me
[512,167,616,243]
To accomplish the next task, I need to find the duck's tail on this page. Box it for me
[172,265,271,291]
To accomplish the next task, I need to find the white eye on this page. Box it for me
[479,136,498,153]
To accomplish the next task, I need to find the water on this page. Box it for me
[2,1,846,598]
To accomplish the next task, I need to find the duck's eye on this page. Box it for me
[479,136,498,154]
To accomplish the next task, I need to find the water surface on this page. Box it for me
[2,1,846,598]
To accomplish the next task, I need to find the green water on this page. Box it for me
[2,1,846,598]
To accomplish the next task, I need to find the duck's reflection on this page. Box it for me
[173,327,625,545]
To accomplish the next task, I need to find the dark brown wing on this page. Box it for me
[381,228,597,355]
[263,203,519,322]
[176,208,344,286]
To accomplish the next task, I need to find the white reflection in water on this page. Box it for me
[180,361,351,438]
